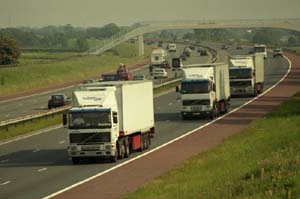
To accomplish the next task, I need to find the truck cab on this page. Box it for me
[253,44,267,59]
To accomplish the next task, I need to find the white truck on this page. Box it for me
[229,55,264,96]
[253,44,267,59]
[167,43,177,52]
[177,63,230,120]
[150,48,169,69]
[63,81,155,164]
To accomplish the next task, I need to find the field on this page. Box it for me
[124,93,300,199]
[0,43,152,96]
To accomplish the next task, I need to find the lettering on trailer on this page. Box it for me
[82,97,102,101]
[188,74,203,78]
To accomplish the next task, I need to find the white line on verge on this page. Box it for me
[0,125,62,147]
[38,168,47,172]
[0,181,11,186]
[32,149,41,153]
[43,56,292,199]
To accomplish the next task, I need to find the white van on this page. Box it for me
[168,43,177,52]
[153,68,168,79]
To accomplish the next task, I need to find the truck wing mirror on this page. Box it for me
[176,86,180,92]
[63,113,67,126]
[213,83,216,92]
[113,112,118,124]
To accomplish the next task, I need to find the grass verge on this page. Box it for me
[0,114,61,141]
[0,43,151,96]
[123,93,300,199]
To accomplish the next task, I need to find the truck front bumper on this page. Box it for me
[181,111,212,118]
[68,144,116,158]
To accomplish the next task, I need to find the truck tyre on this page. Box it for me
[117,140,125,159]
[72,157,80,165]
[124,139,130,158]
[110,148,118,163]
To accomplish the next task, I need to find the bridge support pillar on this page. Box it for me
[138,35,144,56]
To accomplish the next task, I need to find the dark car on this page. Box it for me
[199,49,208,56]
[273,48,283,58]
[180,54,187,61]
[236,45,243,50]
[48,94,71,109]
[221,44,228,50]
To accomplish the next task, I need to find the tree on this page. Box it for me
[287,36,298,46]
[76,37,89,50]
[0,36,21,65]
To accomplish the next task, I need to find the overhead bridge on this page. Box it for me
[89,18,300,56]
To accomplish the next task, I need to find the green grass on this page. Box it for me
[0,43,151,96]
[0,114,61,141]
[123,94,300,199]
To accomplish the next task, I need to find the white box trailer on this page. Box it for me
[179,63,230,119]
[64,81,155,164]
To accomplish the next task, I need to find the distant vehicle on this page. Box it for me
[189,45,196,50]
[172,58,183,70]
[236,45,243,50]
[150,48,169,69]
[168,43,177,52]
[158,41,163,47]
[273,48,283,58]
[221,44,229,50]
[183,47,192,57]
[199,49,208,56]
[64,81,155,164]
[229,55,264,96]
[177,63,230,120]
[153,68,168,79]
[180,54,187,61]
[253,44,267,59]
[48,94,71,109]
[132,74,146,80]
[117,64,132,80]
[102,64,132,81]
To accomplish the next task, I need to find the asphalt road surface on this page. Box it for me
[0,46,289,199]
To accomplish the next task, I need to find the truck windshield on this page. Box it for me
[230,80,252,87]
[229,68,252,79]
[181,81,211,94]
[254,47,266,53]
[69,111,111,129]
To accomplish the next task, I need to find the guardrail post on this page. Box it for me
[138,35,144,56]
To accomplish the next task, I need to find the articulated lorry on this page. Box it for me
[150,48,169,70]
[178,63,230,120]
[229,55,264,96]
[63,81,155,164]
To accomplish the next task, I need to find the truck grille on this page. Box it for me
[70,132,110,144]
[182,100,210,106]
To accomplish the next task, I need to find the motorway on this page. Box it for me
[0,44,289,199]
[0,43,211,122]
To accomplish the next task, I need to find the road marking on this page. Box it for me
[18,103,23,106]
[5,114,10,117]
[59,140,66,144]
[0,159,9,163]
[168,102,173,106]
[22,110,28,113]
[32,149,41,153]
[165,120,170,122]
[38,168,47,172]
[0,181,11,186]
[43,56,292,199]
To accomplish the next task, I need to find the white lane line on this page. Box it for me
[0,125,62,146]
[168,102,173,106]
[38,168,47,172]
[165,120,170,122]
[59,140,66,144]
[5,114,10,117]
[0,181,11,186]
[0,159,9,163]
[43,56,292,199]
[32,149,41,153]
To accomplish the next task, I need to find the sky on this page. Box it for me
[0,0,300,28]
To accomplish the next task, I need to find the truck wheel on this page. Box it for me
[72,157,80,165]
[124,139,130,158]
[110,148,118,163]
[117,140,125,159]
